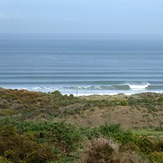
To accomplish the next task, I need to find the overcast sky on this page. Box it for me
[0,0,163,35]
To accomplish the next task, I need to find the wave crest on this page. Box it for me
[124,82,150,90]
[64,82,150,91]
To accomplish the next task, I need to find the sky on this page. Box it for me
[0,0,163,35]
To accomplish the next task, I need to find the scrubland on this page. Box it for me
[0,88,163,162]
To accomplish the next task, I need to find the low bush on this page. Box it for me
[80,138,147,163]
[150,152,163,163]
[0,125,55,162]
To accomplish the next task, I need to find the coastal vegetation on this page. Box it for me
[0,88,163,162]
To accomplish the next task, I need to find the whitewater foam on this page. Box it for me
[124,82,150,90]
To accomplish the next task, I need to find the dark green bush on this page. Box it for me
[0,125,54,163]
[99,123,122,136]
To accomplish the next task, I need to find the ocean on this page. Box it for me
[0,34,163,95]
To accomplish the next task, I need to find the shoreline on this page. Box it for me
[1,86,163,96]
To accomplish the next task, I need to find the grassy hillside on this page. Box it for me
[0,88,163,162]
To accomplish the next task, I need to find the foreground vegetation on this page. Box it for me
[0,88,163,162]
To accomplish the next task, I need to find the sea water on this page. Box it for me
[0,34,163,95]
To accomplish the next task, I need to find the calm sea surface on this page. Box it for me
[0,34,163,95]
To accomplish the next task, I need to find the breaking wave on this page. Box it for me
[124,82,150,90]
[63,82,150,91]
[4,82,163,95]
[3,82,163,95]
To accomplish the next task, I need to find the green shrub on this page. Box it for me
[155,127,163,131]
[0,125,54,162]
[134,136,154,154]
[120,99,128,106]
[51,90,62,97]
[0,156,11,163]
[0,109,17,116]
[150,152,163,163]
[99,123,122,136]
[158,96,163,102]
[113,131,136,144]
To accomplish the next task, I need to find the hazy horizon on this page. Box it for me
[0,0,163,35]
